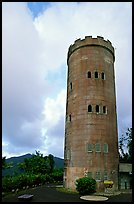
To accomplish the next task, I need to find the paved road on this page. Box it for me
[2,185,132,202]
[105,193,132,202]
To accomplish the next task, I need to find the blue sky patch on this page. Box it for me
[27,2,51,18]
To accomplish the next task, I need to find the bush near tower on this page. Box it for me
[75,177,96,195]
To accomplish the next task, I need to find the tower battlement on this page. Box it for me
[68,36,115,63]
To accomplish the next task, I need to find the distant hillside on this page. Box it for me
[2,153,64,177]
[53,156,64,169]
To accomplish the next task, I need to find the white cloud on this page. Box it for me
[43,89,66,127]
[2,2,132,159]
[41,89,66,158]
[2,2,49,157]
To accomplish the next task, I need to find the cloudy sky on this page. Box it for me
[2,2,132,159]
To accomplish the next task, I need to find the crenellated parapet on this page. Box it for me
[67,36,115,63]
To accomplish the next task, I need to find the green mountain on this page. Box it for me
[2,153,64,177]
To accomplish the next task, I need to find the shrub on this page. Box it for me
[2,176,13,192]
[75,177,96,195]
[43,173,54,183]
[51,169,63,182]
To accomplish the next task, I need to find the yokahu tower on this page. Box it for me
[64,36,119,191]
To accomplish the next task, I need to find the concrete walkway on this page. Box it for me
[80,189,132,202]
[80,195,109,201]
[94,189,132,197]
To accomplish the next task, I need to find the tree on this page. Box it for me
[126,128,132,160]
[19,151,55,174]
[47,154,55,173]
[2,156,13,170]
[119,127,132,162]
[2,156,7,169]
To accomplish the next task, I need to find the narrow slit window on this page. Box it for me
[69,114,71,122]
[104,171,108,180]
[103,143,108,153]
[95,143,101,152]
[88,105,92,112]
[70,82,72,90]
[101,72,105,80]
[87,144,93,152]
[87,71,91,78]
[103,106,107,114]
[96,171,101,180]
[96,105,100,113]
[95,71,99,78]
[67,149,71,160]
[66,101,68,111]
[87,172,92,178]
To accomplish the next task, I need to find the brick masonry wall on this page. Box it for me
[64,36,119,191]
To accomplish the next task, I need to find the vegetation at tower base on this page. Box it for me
[75,177,96,195]
[2,151,63,193]
[119,127,132,163]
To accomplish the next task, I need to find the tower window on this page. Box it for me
[103,106,107,114]
[87,144,93,152]
[95,143,101,152]
[101,72,105,80]
[87,71,91,78]
[96,171,101,180]
[87,172,92,178]
[88,105,92,112]
[104,171,108,180]
[96,105,100,113]
[95,71,99,78]
[70,82,72,90]
[69,114,71,122]
[103,143,108,153]
[67,149,71,160]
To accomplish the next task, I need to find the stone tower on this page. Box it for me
[64,36,119,191]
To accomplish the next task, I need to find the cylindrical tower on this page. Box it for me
[64,36,119,191]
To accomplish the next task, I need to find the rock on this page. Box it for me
[18,194,33,201]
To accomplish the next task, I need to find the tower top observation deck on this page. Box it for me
[67,36,115,63]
